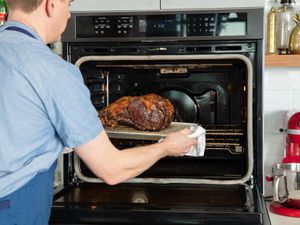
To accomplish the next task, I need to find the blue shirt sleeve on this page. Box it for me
[43,62,103,148]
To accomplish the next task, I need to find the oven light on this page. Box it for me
[229,13,238,19]
[90,203,97,210]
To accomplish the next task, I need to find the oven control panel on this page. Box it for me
[75,12,247,38]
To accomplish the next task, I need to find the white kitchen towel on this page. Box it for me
[185,125,206,157]
[158,125,206,157]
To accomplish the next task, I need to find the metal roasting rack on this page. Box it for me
[105,122,245,154]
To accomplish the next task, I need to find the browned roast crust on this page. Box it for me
[98,93,174,131]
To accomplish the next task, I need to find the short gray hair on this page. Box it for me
[6,0,44,13]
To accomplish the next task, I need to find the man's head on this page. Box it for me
[6,0,44,13]
[6,0,73,44]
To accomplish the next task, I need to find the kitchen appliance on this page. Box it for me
[50,8,270,225]
[270,112,300,217]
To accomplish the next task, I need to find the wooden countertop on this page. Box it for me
[265,54,300,68]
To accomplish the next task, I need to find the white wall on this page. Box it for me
[263,1,300,196]
[263,69,300,196]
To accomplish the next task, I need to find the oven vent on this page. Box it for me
[215,46,242,52]
[82,48,109,54]
[112,48,139,54]
[185,47,212,53]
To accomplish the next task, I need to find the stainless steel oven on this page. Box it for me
[50,8,270,225]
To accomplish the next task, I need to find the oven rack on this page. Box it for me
[105,122,195,141]
[105,122,244,139]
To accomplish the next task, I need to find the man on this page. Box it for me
[0,0,198,224]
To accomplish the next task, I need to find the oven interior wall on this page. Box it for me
[81,59,247,125]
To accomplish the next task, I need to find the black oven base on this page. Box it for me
[50,210,262,225]
[50,183,270,225]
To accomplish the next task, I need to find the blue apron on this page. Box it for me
[0,26,57,225]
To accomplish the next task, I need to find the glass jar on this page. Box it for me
[277,0,297,54]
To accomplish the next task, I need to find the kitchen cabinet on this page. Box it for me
[70,0,160,12]
[161,0,265,10]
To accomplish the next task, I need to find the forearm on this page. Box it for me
[113,142,168,182]
[75,131,169,185]
[75,129,195,185]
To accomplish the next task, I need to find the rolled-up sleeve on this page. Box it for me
[43,64,103,148]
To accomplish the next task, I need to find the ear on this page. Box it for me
[45,0,55,17]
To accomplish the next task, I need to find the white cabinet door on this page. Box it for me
[161,0,265,10]
[70,0,160,12]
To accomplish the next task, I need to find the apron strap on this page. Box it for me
[5,26,36,39]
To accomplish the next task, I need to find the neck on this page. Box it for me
[7,11,48,43]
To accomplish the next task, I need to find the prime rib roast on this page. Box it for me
[98,93,174,131]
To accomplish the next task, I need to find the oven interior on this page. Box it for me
[75,56,249,180]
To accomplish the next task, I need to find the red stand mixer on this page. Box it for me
[268,112,300,217]
[283,112,300,164]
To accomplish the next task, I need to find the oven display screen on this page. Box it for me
[138,15,182,36]
[216,13,247,36]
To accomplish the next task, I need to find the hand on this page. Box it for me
[161,128,198,157]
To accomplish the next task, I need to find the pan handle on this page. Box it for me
[273,174,289,203]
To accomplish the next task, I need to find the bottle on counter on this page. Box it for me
[267,7,278,54]
[277,0,297,54]
[0,0,7,26]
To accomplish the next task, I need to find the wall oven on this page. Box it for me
[50,8,270,225]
